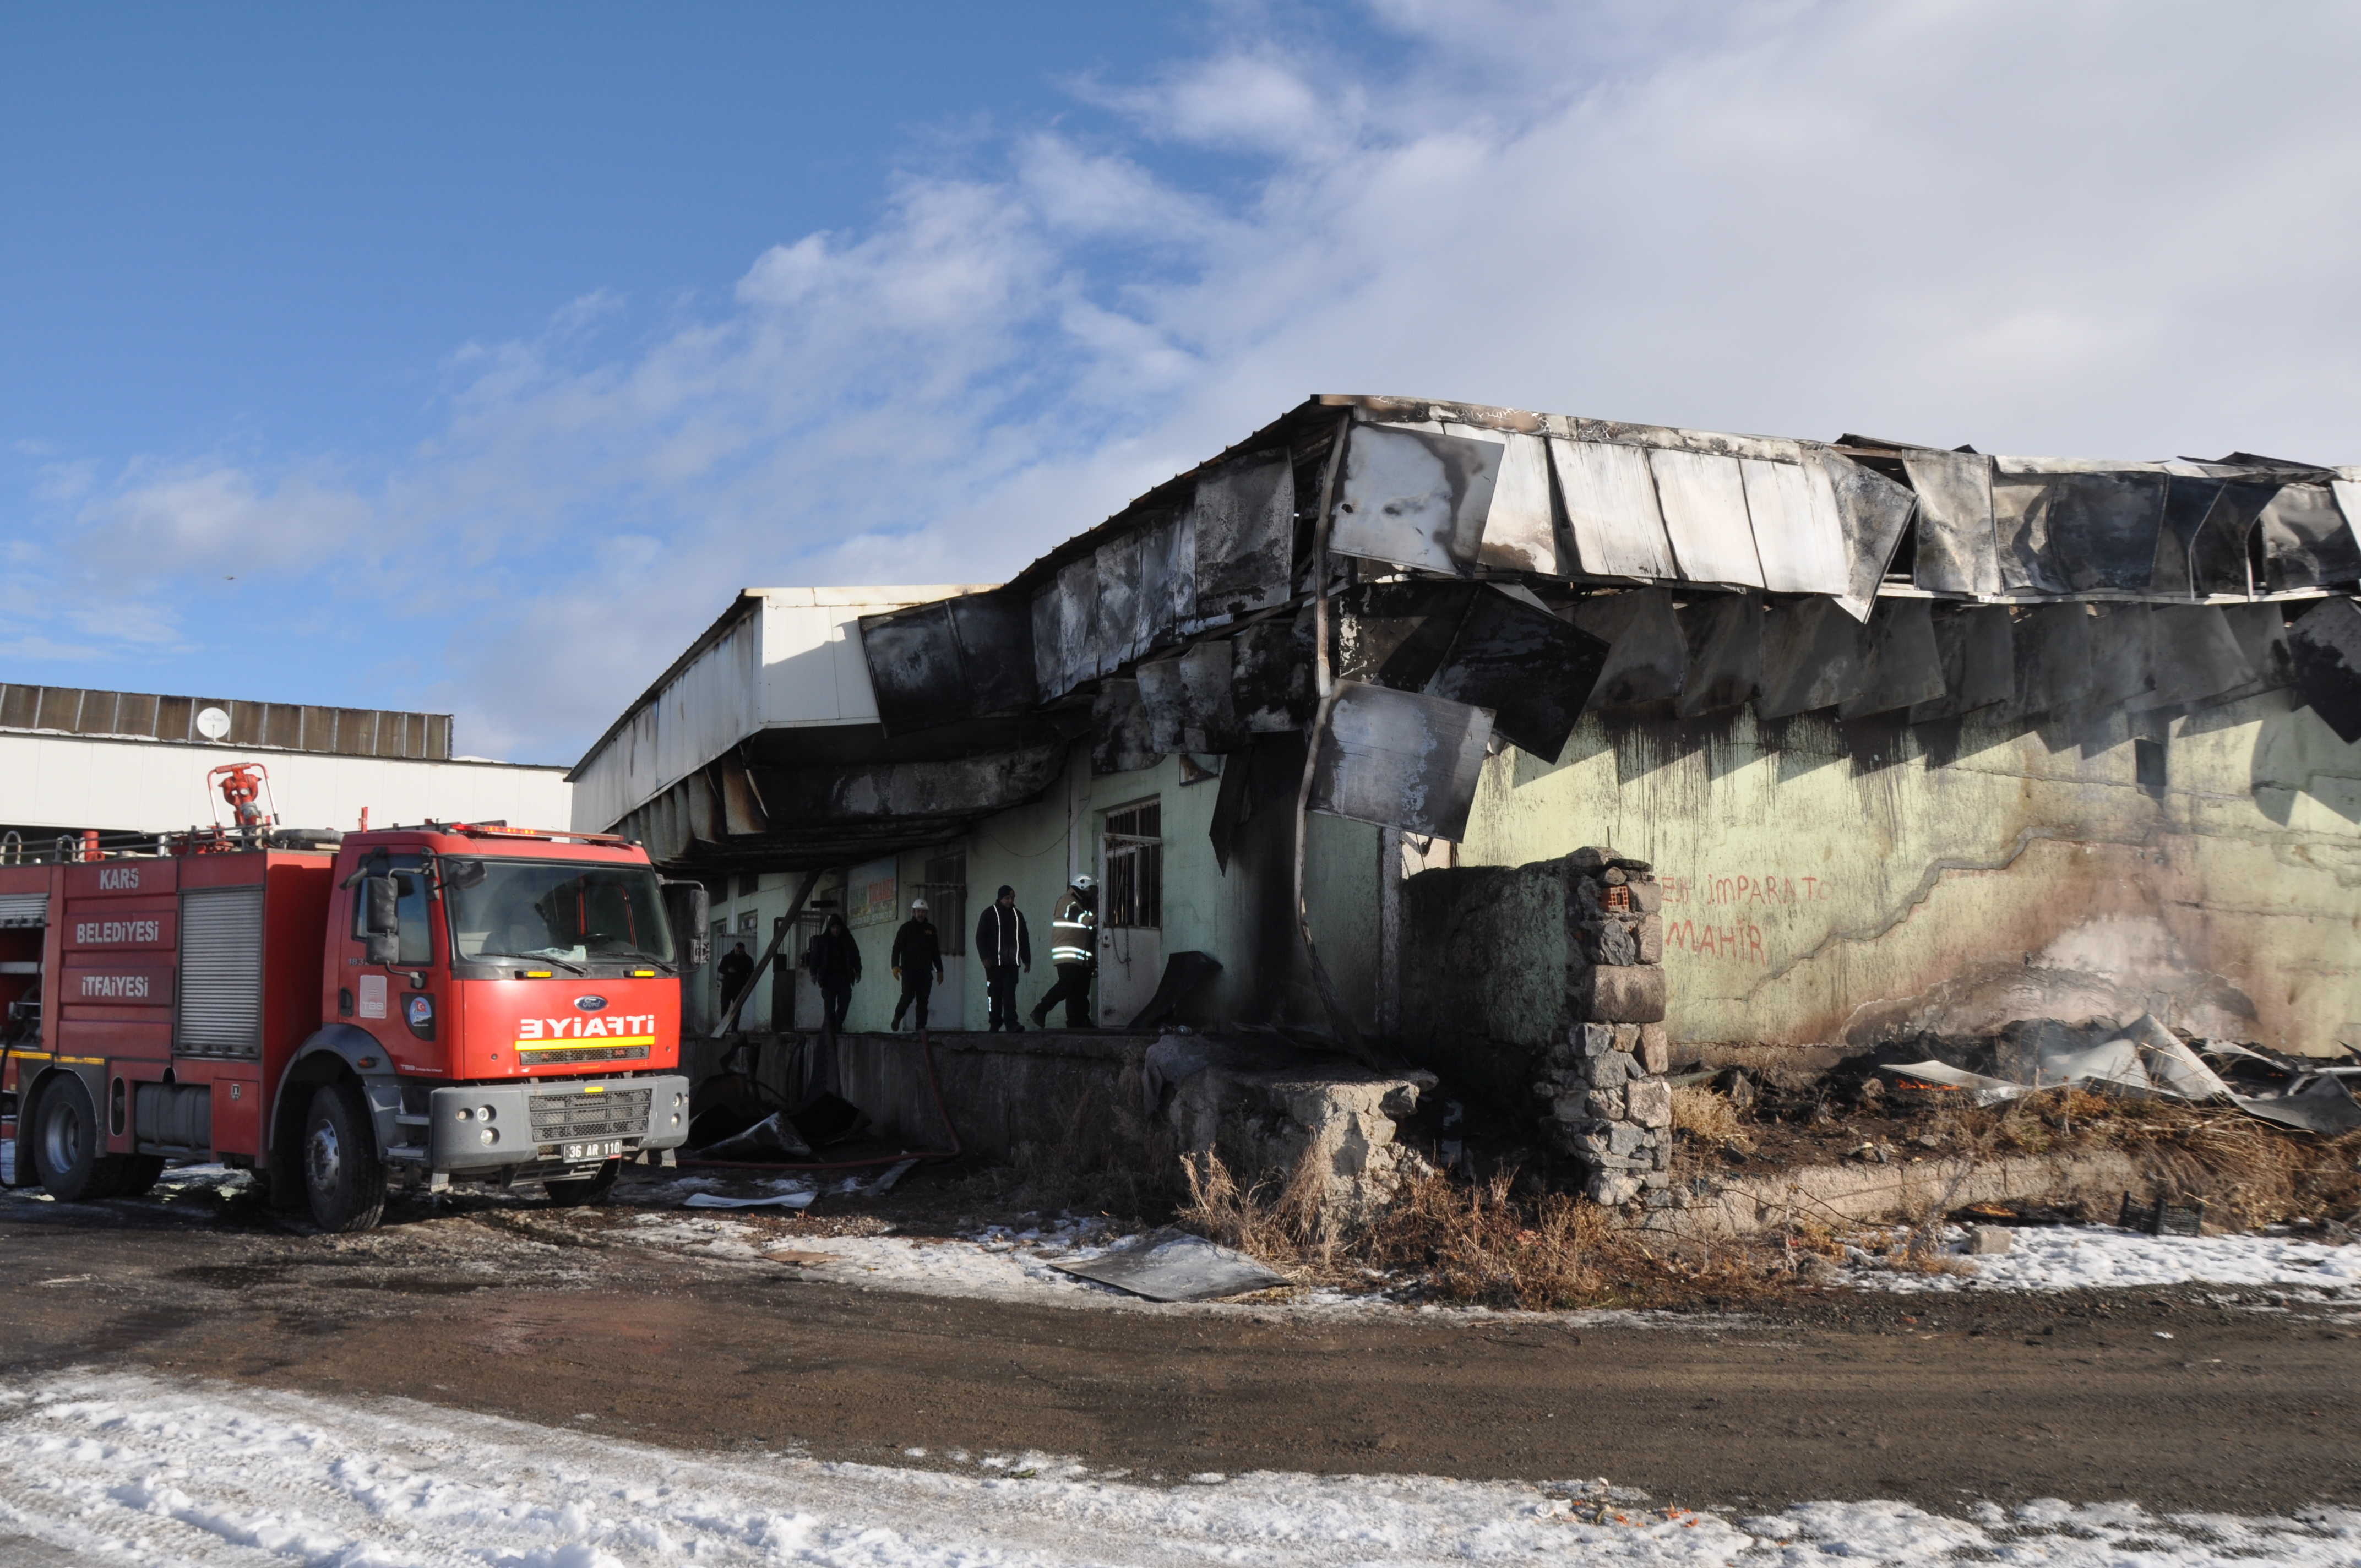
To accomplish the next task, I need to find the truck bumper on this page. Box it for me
[426,1075,690,1173]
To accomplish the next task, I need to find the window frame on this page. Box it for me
[1100,797,1163,930]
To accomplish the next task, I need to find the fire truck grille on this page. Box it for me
[523,1044,650,1065]
[530,1086,650,1144]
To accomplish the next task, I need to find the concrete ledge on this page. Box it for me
[1647,1148,2144,1239]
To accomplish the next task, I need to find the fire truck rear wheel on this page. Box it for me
[303,1082,387,1233]
[110,1155,167,1198]
[545,1158,621,1207]
[31,1076,139,1203]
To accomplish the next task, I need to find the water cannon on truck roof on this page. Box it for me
[0,762,713,1231]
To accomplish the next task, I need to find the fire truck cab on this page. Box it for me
[0,818,697,1231]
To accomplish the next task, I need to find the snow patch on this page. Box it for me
[0,1374,2357,1566]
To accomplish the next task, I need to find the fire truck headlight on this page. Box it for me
[479,1128,498,1146]
[455,1107,472,1122]
[670,1114,681,1127]
[476,1106,496,1123]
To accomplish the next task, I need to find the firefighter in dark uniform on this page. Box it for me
[974,884,1031,1032]
[715,941,754,1020]
[889,899,944,1031]
[801,913,862,1032]
[1029,874,1097,1030]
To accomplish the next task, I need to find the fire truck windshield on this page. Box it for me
[444,858,677,970]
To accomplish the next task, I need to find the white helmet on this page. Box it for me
[1070,874,1096,893]
[909,897,928,912]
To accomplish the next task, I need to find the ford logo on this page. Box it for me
[574,995,608,1012]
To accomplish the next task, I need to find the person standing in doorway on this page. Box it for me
[1030,874,1097,1030]
[716,940,754,1023]
[802,913,861,1032]
[890,899,944,1031]
[974,884,1031,1032]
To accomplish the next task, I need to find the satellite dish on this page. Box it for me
[195,706,231,741]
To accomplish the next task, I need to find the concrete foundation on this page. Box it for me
[688,1028,1432,1226]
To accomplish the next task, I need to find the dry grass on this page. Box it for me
[1177,1148,1794,1310]
[1672,1085,1748,1148]
[1924,1086,2361,1231]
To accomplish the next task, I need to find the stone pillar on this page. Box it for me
[1535,847,1672,1207]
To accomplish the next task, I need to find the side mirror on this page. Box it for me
[363,875,400,966]
[662,880,711,972]
[363,875,399,933]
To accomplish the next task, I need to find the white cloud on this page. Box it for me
[14,0,2361,763]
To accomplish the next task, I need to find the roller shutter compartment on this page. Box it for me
[176,886,263,1058]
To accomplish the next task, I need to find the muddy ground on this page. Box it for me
[3,1167,2357,1516]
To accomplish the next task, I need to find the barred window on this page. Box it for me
[1102,800,1162,929]
[918,851,967,955]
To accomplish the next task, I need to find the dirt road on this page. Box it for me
[3,1183,2356,1515]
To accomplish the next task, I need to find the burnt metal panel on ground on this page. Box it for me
[1840,598,1948,719]
[1192,451,1294,619]
[1092,678,1160,775]
[2288,597,2361,744]
[1758,597,1872,720]
[2046,471,2170,592]
[1910,605,2015,723]
[1901,451,2000,596]
[1331,423,1502,576]
[1744,454,1849,596]
[1569,588,1688,709]
[1550,437,1678,579]
[2257,483,2361,591]
[1811,448,1917,620]
[1650,448,1764,588]
[1477,432,1561,574]
[1422,586,1609,760]
[1309,682,1492,840]
[1674,594,1765,717]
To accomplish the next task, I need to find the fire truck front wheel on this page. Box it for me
[303,1082,387,1233]
[30,1076,139,1203]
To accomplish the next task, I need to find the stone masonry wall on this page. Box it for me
[1399,846,1673,1207]
[1538,848,1674,1206]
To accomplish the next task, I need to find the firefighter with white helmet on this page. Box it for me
[1030,873,1098,1030]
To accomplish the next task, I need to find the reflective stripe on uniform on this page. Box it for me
[1050,907,1095,965]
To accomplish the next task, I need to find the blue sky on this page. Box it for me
[6,2,2358,764]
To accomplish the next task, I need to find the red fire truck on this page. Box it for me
[0,776,701,1231]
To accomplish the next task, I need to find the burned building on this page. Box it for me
[571,396,2361,1115]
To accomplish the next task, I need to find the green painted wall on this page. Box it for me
[1458,690,2361,1055]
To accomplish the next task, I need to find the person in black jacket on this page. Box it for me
[889,899,944,1031]
[802,913,861,1032]
[715,941,754,1022]
[973,885,1031,1032]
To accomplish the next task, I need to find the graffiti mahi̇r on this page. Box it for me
[1660,870,1836,965]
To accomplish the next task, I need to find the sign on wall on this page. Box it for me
[847,856,899,928]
